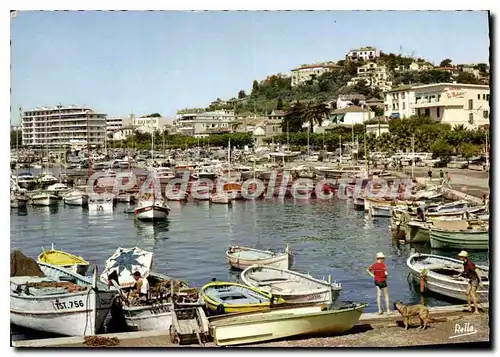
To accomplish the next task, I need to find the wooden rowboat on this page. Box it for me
[240,265,341,305]
[407,252,489,302]
[209,301,367,346]
[10,251,115,336]
[226,245,292,270]
[200,282,283,315]
[37,245,89,276]
[429,220,489,251]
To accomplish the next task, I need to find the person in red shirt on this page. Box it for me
[367,252,391,314]
[457,250,482,314]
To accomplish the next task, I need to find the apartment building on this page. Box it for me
[347,62,392,91]
[106,116,124,134]
[21,105,106,148]
[345,46,380,62]
[291,62,342,87]
[384,83,490,129]
[173,109,236,138]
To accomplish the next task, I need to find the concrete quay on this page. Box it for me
[12,304,489,348]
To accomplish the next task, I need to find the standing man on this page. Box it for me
[367,252,391,314]
[427,168,433,183]
[457,251,481,314]
[439,169,444,180]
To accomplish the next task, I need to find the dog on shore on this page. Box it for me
[393,300,431,330]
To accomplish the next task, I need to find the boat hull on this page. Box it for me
[31,196,58,206]
[369,205,392,217]
[226,248,292,271]
[121,304,173,331]
[11,198,28,209]
[407,253,489,302]
[405,222,430,243]
[88,201,113,212]
[430,230,489,251]
[134,205,169,221]
[64,195,88,206]
[210,303,366,346]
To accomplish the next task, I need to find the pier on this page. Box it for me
[13,304,489,348]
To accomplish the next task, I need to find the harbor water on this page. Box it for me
[10,198,488,339]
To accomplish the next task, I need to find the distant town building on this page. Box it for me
[347,62,392,91]
[21,105,106,148]
[366,123,390,137]
[394,61,434,73]
[173,109,236,137]
[345,46,380,62]
[336,94,366,110]
[290,62,342,87]
[383,83,490,129]
[106,116,124,134]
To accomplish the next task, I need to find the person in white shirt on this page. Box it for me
[132,271,149,298]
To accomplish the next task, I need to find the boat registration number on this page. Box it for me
[306,294,322,301]
[54,299,84,309]
[149,306,170,314]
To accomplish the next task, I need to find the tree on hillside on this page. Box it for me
[353,80,371,97]
[251,80,259,95]
[277,97,284,110]
[475,63,489,74]
[344,60,359,75]
[283,101,306,133]
[238,90,247,99]
[456,72,480,85]
[370,105,384,117]
[439,58,452,67]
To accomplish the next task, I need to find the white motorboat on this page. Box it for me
[154,168,176,184]
[240,265,342,305]
[47,183,71,198]
[30,191,59,206]
[88,193,114,212]
[134,199,170,221]
[16,172,37,189]
[407,252,489,302]
[63,190,88,206]
[10,251,115,336]
[38,173,58,186]
[369,205,392,217]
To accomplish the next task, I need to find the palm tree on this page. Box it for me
[283,101,306,133]
[303,101,331,133]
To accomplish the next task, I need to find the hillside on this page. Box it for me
[199,52,488,115]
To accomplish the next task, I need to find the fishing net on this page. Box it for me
[10,250,45,277]
[83,336,120,347]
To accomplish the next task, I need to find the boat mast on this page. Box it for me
[364,124,368,173]
[411,135,415,178]
[17,106,21,178]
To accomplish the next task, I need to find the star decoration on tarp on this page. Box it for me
[108,248,146,276]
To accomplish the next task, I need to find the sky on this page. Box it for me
[10,10,490,122]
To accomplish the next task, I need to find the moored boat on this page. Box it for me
[134,199,170,221]
[210,194,232,205]
[88,193,114,212]
[240,265,341,305]
[407,252,489,302]
[38,245,89,276]
[404,220,431,244]
[30,191,59,206]
[429,220,489,251]
[226,245,292,270]
[200,282,282,315]
[11,190,28,209]
[63,190,88,206]
[209,301,367,346]
[10,251,115,336]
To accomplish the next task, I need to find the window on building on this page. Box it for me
[402,103,406,110]
[437,107,440,118]
[482,94,486,100]
[437,94,441,101]
[468,99,473,110]
[483,111,489,119]
[469,113,474,124]
[384,105,388,111]
[486,94,490,101]
[477,94,481,100]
